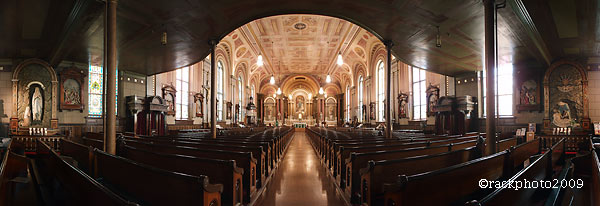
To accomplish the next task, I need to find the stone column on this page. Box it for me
[210,40,217,138]
[484,0,497,155]
[385,41,393,138]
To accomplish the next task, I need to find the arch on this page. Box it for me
[11,58,59,131]
[543,60,590,129]
[354,63,367,84]
[278,74,321,95]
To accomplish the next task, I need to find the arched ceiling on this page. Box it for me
[221,14,381,87]
[1,0,598,76]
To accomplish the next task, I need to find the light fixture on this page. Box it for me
[270,75,275,85]
[161,32,167,45]
[272,93,276,98]
[324,94,328,98]
[308,93,312,100]
[288,94,292,99]
[436,26,442,48]
[277,87,282,95]
[319,87,324,95]
[257,54,264,66]
[326,74,331,83]
[337,52,343,66]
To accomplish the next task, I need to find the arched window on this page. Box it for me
[346,85,350,122]
[251,84,255,103]
[377,60,385,121]
[412,67,426,120]
[175,67,189,119]
[238,76,243,122]
[358,75,364,122]
[217,61,224,121]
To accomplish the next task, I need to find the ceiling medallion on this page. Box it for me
[294,22,307,30]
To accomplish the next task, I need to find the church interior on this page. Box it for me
[0,0,599,205]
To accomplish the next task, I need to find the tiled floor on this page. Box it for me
[255,132,347,206]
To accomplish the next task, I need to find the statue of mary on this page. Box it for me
[32,87,43,121]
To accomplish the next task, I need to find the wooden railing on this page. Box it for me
[538,135,591,153]
[11,136,63,153]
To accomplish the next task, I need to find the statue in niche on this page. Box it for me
[32,87,43,121]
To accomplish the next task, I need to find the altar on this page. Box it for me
[293,122,307,131]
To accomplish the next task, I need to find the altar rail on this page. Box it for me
[11,136,63,153]
[539,135,591,153]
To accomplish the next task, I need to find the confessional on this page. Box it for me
[126,96,168,136]
[433,95,476,135]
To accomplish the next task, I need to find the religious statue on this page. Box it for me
[426,84,440,117]
[32,87,43,121]
[551,100,579,128]
[398,93,408,118]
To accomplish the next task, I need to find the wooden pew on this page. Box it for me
[35,140,138,206]
[359,146,481,205]
[496,137,518,152]
[381,138,545,206]
[338,138,478,190]
[130,136,274,172]
[122,138,267,185]
[120,139,259,203]
[82,137,104,149]
[468,138,566,206]
[120,145,244,206]
[344,140,478,201]
[382,150,510,206]
[0,144,37,205]
[94,148,223,206]
[60,139,94,174]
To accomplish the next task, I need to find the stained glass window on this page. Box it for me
[88,65,118,116]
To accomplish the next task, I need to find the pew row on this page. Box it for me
[35,140,139,206]
[381,138,555,206]
[119,145,244,206]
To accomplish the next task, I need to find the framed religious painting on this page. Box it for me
[59,67,85,112]
[369,102,376,120]
[426,84,440,117]
[162,84,176,116]
[194,93,204,117]
[515,66,542,112]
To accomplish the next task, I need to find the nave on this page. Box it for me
[255,132,346,206]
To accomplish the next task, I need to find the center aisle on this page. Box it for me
[255,132,347,206]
